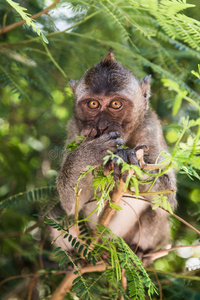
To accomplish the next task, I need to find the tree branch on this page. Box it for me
[125,194,200,236]
[50,263,106,300]
[0,220,42,239]
[0,271,66,287]
[143,243,200,259]
[50,151,199,300]
[98,171,134,226]
[98,150,169,227]
[0,0,60,34]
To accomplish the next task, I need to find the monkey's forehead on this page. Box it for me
[75,72,141,101]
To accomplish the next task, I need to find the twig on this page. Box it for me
[39,231,48,269]
[42,42,67,78]
[75,188,82,237]
[50,263,106,300]
[143,243,200,259]
[145,268,200,281]
[0,11,99,49]
[121,268,127,291]
[0,271,66,287]
[98,172,134,226]
[126,189,175,197]
[125,193,200,236]
[98,150,169,229]
[0,0,60,34]
[0,220,42,239]
[143,163,170,170]
[148,266,162,300]
[27,276,37,300]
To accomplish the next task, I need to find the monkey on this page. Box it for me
[54,49,177,261]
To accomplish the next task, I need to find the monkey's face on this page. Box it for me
[75,93,134,139]
[70,49,151,141]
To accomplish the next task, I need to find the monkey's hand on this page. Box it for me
[104,145,149,181]
[57,131,124,215]
[79,131,125,167]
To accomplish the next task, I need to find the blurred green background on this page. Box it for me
[0,0,200,299]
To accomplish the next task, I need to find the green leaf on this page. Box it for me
[74,241,80,249]
[172,91,186,116]
[72,276,81,285]
[6,0,48,42]
[109,203,122,211]
[54,251,65,257]
[78,244,84,254]
[92,256,96,266]
[77,136,86,141]
[131,177,139,197]
[87,252,92,260]
[68,235,73,242]
[59,256,68,266]
[53,247,61,253]
[152,203,160,210]
[121,261,126,268]
[83,248,88,257]
[72,238,77,247]
[41,33,49,44]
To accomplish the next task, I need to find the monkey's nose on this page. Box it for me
[97,118,109,133]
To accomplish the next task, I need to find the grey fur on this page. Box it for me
[56,50,177,260]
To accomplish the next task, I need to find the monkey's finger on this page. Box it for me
[103,160,113,175]
[102,141,118,153]
[101,136,123,153]
[134,145,149,152]
[115,138,125,147]
[128,150,140,167]
[108,131,120,139]
[88,128,98,138]
[97,132,120,145]
[134,145,148,168]
[81,126,98,139]
[116,149,128,163]
[122,170,129,183]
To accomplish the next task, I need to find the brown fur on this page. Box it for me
[56,49,177,258]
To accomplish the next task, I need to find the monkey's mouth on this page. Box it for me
[95,126,109,137]
[81,124,124,139]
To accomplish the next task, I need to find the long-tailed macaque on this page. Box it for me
[55,49,177,260]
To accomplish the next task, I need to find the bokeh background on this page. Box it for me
[0,0,200,299]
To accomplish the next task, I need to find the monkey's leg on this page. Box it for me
[129,205,169,265]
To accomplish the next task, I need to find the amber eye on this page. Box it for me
[87,100,100,109]
[110,100,122,109]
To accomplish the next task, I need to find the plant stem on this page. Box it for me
[43,43,67,78]
[126,189,175,197]
[0,11,100,48]
[0,0,61,34]
[127,195,200,236]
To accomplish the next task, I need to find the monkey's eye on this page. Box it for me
[87,100,100,109]
[110,100,122,109]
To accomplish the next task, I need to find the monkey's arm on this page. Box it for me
[134,115,177,209]
[57,132,123,215]
[115,110,177,209]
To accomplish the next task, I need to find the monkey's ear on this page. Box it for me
[100,48,116,66]
[140,75,151,108]
[69,79,77,93]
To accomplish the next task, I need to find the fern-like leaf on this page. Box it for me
[5,0,48,43]
[0,186,57,209]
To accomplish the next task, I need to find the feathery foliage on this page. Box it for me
[1,0,200,299]
[5,0,48,43]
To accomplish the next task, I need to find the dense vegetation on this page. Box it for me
[0,0,200,299]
